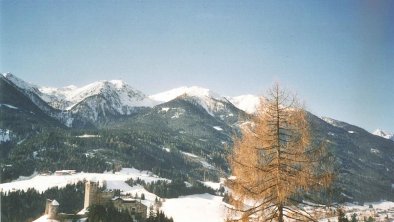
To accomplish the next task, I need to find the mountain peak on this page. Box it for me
[373,129,394,141]
[150,86,220,102]
[2,72,13,78]
[108,80,127,89]
[2,72,38,93]
[228,95,261,114]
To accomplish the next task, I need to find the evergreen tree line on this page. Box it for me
[146,209,174,222]
[1,182,84,222]
[87,203,135,222]
[87,203,173,222]
[126,177,216,198]
[337,208,380,222]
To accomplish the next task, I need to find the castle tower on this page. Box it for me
[84,180,98,209]
[47,200,59,219]
[44,199,51,214]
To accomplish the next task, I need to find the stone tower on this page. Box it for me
[45,199,51,215]
[47,200,59,219]
[84,180,98,209]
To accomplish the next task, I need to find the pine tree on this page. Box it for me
[227,84,333,222]
[338,208,349,222]
[351,213,358,222]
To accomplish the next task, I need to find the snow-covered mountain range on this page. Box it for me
[3,73,392,135]
[2,73,394,203]
[3,73,260,113]
[1,73,259,126]
[2,73,159,126]
[40,80,157,111]
[4,73,156,112]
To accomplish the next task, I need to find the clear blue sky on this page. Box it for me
[1,0,393,132]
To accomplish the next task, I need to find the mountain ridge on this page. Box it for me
[3,73,391,132]
[373,129,394,141]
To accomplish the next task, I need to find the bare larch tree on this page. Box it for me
[227,84,333,222]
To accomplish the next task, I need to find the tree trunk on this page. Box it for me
[278,204,284,222]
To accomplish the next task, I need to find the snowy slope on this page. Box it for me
[373,129,394,141]
[2,73,41,95]
[39,85,77,110]
[321,117,348,128]
[228,95,261,114]
[2,73,57,114]
[1,73,74,126]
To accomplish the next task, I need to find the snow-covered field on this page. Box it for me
[161,193,228,222]
[0,168,164,193]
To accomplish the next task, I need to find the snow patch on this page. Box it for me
[0,129,12,143]
[162,147,171,152]
[76,134,101,138]
[181,151,198,158]
[370,148,380,154]
[321,117,345,128]
[33,215,60,222]
[161,107,170,112]
[200,160,214,169]
[213,126,223,131]
[0,103,18,109]
[65,117,74,127]
[202,181,222,190]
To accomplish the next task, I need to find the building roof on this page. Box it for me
[51,200,60,206]
[111,196,142,204]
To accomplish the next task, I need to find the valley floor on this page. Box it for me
[1,169,393,222]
